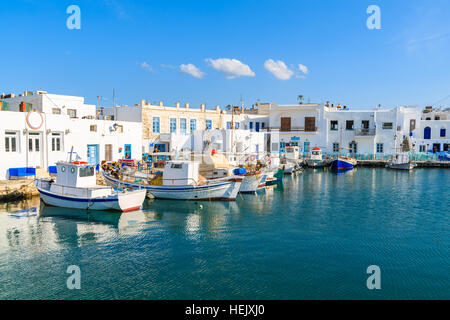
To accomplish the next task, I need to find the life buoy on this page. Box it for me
[250,155,256,161]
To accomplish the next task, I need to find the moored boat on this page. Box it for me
[330,156,357,172]
[305,147,327,168]
[35,161,146,212]
[386,153,416,170]
[103,160,242,201]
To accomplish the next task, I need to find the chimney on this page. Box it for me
[175,102,180,108]
[215,105,220,112]
[158,101,163,107]
[140,99,146,106]
[200,104,205,111]
[185,103,189,109]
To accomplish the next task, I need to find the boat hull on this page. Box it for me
[305,159,327,168]
[35,181,146,212]
[387,163,416,170]
[331,158,356,172]
[239,174,263,193]
[103,172,242,201]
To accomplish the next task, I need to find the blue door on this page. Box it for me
[87,144,99,165]
[424,127,431,139]
[255,122,260,132]
[124,144,132,159]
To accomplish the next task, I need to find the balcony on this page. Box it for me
[355,128,376,137]
[264,126,318,133]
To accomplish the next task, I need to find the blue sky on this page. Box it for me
[1,0,450,109]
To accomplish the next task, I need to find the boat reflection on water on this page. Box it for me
[39,202,122,225]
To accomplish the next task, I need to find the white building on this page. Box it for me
[0,91,142,180]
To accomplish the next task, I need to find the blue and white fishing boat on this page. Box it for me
[330,156,357,172]
[35,161,146,212]
[102,160,242,201]
[305,147,327,168]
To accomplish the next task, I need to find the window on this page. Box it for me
[376,143,384,153]
[26,103,32,112]
[180,118,187,135]
[67,109,77,118]
[79,166,95,177]
[190,119,197,132]
[249,122,253,130]
[171,163,183,169]
[51,133,62,151]
[226,122,231,129]
[5,131,18,152]
[152,117,160,133]
[435,116,440,120]
[90,125,97,132]
[346,120,354,130]
[261,122,265,129]
[333,143,340,152]
[206,119,212,130]
[52,108,61,114]
[440,128,446,138]
[382,122,393,129]
[419,145,426,152]
[424,127,431,139]
[117,125,123,133]
[255,122,260,132]
[170,118,177,133]
[330,120,338,131]
[362,120,369,129]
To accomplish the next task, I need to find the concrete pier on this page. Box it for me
[357,160,450,168]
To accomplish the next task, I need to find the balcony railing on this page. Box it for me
[355,128,376,136]
[264,126,318,132]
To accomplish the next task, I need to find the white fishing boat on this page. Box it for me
[305,147,327,168]
[387,153,416,170]
[103,160,242,201]
[35,161,146,212]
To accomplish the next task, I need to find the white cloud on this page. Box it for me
[298,64,309,75]
[140,61,152,72]
[180,63,205,78]
[205,58,255,79]
[264,59,294,80]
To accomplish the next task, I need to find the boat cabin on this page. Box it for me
[55,161,96,188]
[163,161,199,186]
[285,146,299,160]
[392,153,410,165]
[310,147,323,160]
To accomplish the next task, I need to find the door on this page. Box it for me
[124,144,132,160]
[255,122,260,132]
[304,141,310,153]
[280,117,291,132]
[27,132,43,168]
[305,117,316,132]
[349,142,357,155]
[87,144,99,165]
[105,144,112,161]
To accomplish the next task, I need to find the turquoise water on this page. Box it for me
[0,168,448,300]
